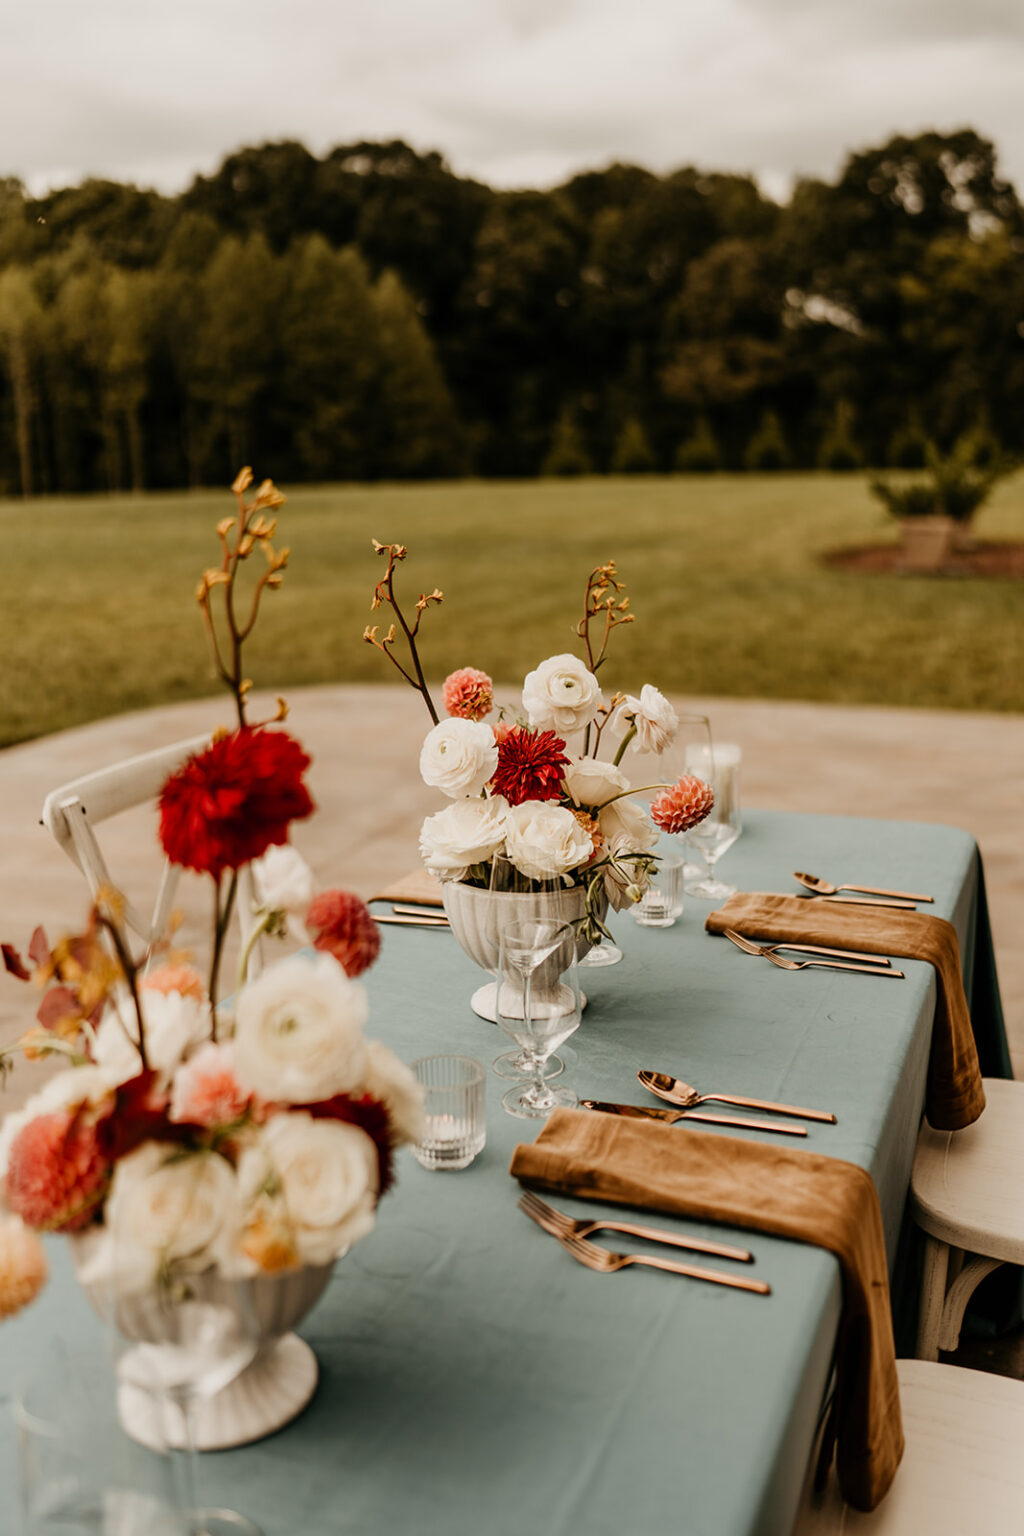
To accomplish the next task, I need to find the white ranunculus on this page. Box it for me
[239,1114,379,1266]
[504,800,594,881]
[522,654,604,734]
[233,953,369,1104]
[93,990,209,1087]
[418,795,510,880]
[362,1039,425,1146]
[252,844,315,915]
[597,792,659,854]
[419,718,498,799]
[622,685,679,754]
[562,755,629,810]
[93,1143,240,1292]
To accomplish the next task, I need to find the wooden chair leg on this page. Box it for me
[917,1234,949,1361]
[937,1256,1004,1353]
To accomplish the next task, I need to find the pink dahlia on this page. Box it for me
[143,963,205,1001]
[5,1111,111,1232]
[442,668,494,721]
[169,1042,250,1128]
[306,891,381,978]
[490,726,569,807]
[649,775,715,835]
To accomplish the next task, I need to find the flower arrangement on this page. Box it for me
[0,472,420,1312]
[365,546,714,937]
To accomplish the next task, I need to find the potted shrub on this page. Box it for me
[869,441,1006,571]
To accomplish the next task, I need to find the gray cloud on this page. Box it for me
[4,0,1023,199]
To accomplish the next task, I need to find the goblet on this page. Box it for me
[683,757,742,900]
[487,851,567,1081]
[496,919,582,1118]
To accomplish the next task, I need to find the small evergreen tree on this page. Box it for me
[541,407,593,476]
[673,414,722,472]
[817,398,863,471]
[743,409,790,471]
[954,414,1002,472]
[886,414,928,469]
[610,415,656,473]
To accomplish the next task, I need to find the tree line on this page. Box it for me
[0,128,1021,494]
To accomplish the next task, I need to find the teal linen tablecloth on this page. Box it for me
[0,811,1010,1536]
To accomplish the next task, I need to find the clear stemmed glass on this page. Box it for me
[626,712,714,882]
[106,1161,265,1536]
[496,919,582,1118]
[683,757,742,901]
[488,852,565,1082]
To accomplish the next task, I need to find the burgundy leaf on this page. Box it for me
[36,985,82,1031]
[1,943,31,981]
[28,926,50,968]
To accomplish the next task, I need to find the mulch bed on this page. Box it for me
[822,541,1024,578]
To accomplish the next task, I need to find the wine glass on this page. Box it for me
[683,757,742,901]
[487,852,565,1082]
[626,712,714,883]
[106,1159,265,1536]
[496,919,582,1118]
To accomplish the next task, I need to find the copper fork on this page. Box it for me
[762,949,904,978]
[556,1232,771,1294]
[722,927,892,967]
[518,1189,753,1263]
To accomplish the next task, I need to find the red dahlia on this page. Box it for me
[490,727,569,807]
[159,728,315,878]
[306,891,381,978]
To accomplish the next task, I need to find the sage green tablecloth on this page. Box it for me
[0,812,1010,1536]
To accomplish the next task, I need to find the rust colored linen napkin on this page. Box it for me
[705,893,984,1131]
[369,869,444,907]
[510,1107,903,1512]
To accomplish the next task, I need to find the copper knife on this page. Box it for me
[581,1099,808,1138]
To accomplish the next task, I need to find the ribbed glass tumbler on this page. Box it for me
[410,1055,487,1170]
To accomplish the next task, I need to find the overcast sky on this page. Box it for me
[6,0,1024,201]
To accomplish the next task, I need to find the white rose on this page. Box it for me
[252,844,315,915]
[505,800,594,880]
[362,1039,425,1146]
[522,654,604,734]
[419,718,498,799]
[562,755,629,810]
[598,793,658,853]
[419,795,510,880]
[622,685,679,754]
[93,990,208,1087]
[239,1113,379,1266]
[94,1143,240,1292]
[233,953,369,1104]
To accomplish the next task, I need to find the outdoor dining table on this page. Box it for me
[0,808,1011,1536]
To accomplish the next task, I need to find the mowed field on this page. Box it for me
[1,471,1023,746]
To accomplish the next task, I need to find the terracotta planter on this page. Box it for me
[899,515,955,572]
[441,880,603,1020]
[72,1245,334,1451]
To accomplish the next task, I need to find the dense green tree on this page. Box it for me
[0,266,43,494]
[610,415,656,473]
[674,414,722,472]
[369,269,465,478]
[817,399,864,471]
[541,406,593,476]
[744,409,790,471]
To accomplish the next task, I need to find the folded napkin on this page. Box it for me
[705,893,984,1131]
[369,869,444,907]
[511,1107,903,1512]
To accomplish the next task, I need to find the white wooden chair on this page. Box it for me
[796,1359,1024,1533]
[40,736,263,977]
[910,1078,1024,1361]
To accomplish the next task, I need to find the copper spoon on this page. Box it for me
[639,1069,836,1125]
[794,871,933,903]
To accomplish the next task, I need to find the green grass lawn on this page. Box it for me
[1,472,1023,746]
